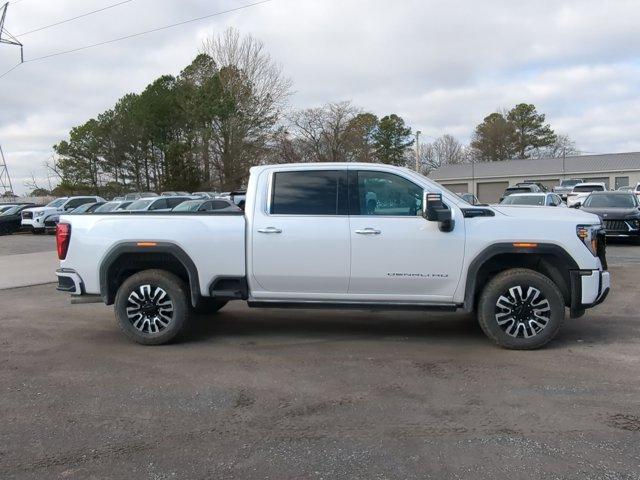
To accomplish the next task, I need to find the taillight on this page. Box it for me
[56,223,71,260]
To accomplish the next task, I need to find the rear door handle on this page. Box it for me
[355,228,381,235]
[258,227,282,234]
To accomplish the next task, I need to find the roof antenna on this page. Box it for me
[0,2,23,63]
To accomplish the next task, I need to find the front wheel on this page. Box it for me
[477,268,565,350]
[114,269,191,345]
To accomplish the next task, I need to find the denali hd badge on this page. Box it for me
[387,273,449,278]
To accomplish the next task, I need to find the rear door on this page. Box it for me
[251,169,351,295]
[348,168,466,301]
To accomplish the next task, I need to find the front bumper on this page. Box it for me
[570,269,610,318]
[21,216,45,229]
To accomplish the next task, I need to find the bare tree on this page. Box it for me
[287,101,359,162]
[201,28,292,189]
[418,134,466,174]
[533,133,579,158]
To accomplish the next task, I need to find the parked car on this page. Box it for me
[56,163,609,350]
[0,204,18,214]
[21,196,105,234]
[124,192,158,201]
[44,201,106,233]
[0,204,36,235]
[553,179,584,200]
[192,191,220,198]
[94,200,133,213]
[567,182,607,207]
[499,184,542,202]
[456,193,480,205]
[517,181,548,192]
[499,192,565,207]
[171,198,241,213]
[125,196,193,212]
[577,191,640,240]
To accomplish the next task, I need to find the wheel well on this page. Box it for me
[102,251,196,306]
[471,253,572,309]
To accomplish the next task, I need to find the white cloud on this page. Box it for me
[1,0,639,193]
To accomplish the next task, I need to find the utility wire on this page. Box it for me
[16,0,134,37]
[0,0,272,79]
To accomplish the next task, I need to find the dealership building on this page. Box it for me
[430,152,640,203]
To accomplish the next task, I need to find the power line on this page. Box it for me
[0,0,272,78]
[16,0,134,37]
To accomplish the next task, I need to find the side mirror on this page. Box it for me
[423,192,454,232]
[571,202,581,208]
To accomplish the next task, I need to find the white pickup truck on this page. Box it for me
[55,163,610,349]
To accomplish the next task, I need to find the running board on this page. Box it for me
[247,300,460,312]
[70,295,103,304]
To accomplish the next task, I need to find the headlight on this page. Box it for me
[576,224,601,256]
[629,219,640,229]
[35,211,45,217]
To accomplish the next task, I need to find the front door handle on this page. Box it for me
[258,227,282,234]
[355,228,381,235]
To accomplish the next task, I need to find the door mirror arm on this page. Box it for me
[422,192,454,232]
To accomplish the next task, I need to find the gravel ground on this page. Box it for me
[0,261,639,479]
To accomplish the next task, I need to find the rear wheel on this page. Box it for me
[0,224,9,235]
[477,268,564,350]
[114,269,190,345]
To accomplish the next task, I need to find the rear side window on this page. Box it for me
[149,199,168,210]
[166,198,187,209]
[211,200,231,210]
[65,197,94,209]
[270,170,347,215]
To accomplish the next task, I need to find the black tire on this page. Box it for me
[0,224,9,236]
[32,228,44,235]
[477,268,564,350]
[192,298,228,314]
[114,269,191,345]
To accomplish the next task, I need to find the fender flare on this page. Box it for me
[99,242,200,306]
[463,242,579,311]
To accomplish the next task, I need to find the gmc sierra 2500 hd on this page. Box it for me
[55,163,610,349]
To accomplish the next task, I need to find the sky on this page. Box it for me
[1,0,639,194]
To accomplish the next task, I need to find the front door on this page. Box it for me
[348,169,466,302]
[251,169,351,296]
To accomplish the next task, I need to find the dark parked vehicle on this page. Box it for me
[0,204,36,235]
[44,202,106,233]
[171,198,241,213]
[578,192,640,240]
[517,181,548,192]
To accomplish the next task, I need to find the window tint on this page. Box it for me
[149,199,167,210]
[353,171,422,216]
[166,198,187,208]
[66,197,94,209]
[271,170,347,215]
[211,200,230,210]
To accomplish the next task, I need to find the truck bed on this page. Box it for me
[59,211,246,297]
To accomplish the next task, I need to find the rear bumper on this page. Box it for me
[570,269,610,318]
[55,268,84,295]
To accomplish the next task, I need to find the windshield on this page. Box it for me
[95,202,119,212]
[501,195,545,206]
[583,194,637,208]
[46,198,66,208]
[504,187,531,196]
[561,180,582,187]
[1,205,20,215]
[173,200,202,212]
[574,185,604,193]
[126,199,154,210]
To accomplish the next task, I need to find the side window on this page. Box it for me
[353,171,423,216]
[270,170,347,215]
[65,197,93,209]
[211,200,230,210]
[149,199,167,210]
[167,198,185,209]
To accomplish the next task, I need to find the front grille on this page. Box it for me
[604,220,628,231]
[22,211,33,219]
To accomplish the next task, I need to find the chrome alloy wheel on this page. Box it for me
[126,284,174,334]
[495,285,551,338]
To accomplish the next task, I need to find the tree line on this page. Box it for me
[40,28,577,196]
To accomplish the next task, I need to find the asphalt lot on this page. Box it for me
[1,235,639,479]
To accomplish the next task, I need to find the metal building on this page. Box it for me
[429,152,640,203]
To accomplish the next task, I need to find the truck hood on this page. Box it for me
[23,206,58,215]
[491,205,601,224]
